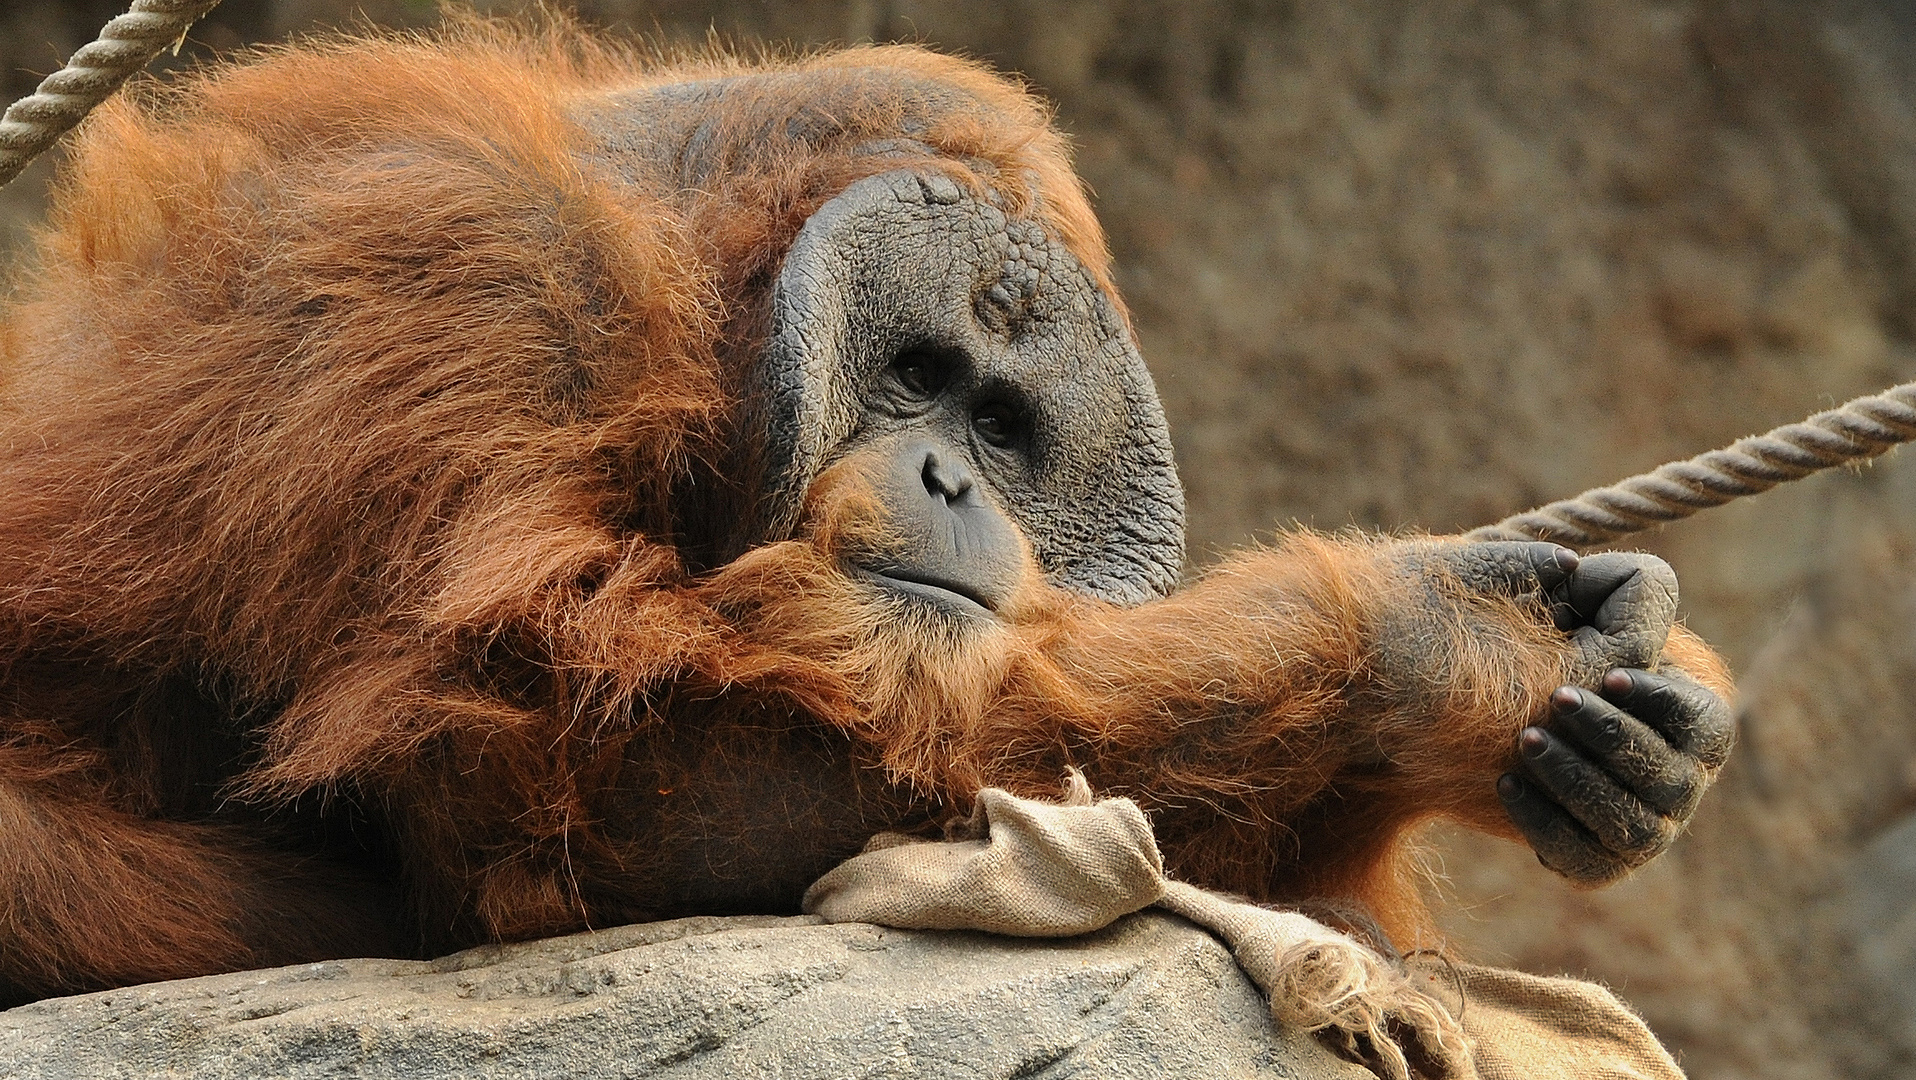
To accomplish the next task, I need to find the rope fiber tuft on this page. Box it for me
[0,0,224,187]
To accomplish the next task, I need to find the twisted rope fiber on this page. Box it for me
[1469,381,1916,546]
[0,0,224,188]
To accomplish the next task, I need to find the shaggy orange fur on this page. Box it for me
[0,19,1730,1002]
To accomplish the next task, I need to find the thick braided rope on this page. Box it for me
[1469,380,1916,546]
[0,0,224,188]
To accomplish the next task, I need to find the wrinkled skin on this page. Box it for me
[740,169,1187,601]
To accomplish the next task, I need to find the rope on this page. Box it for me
[0,0,224,188]
[1468,380,1916,546]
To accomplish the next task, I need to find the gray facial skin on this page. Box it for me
[761,170,1186,606]
[849,433,1029,616]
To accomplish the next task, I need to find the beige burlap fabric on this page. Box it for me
[803,785,1164,936]
[1407,959,1684,1080]
[802,780,1686,1080]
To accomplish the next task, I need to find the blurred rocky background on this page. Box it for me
[6,1,1916,1076]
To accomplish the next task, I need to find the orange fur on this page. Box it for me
[0,18,1726,1000]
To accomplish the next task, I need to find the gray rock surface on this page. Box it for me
[0,911,1369,1079]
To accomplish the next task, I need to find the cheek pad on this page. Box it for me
[762,169,1185,605]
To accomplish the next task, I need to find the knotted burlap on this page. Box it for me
[803,777,1469,1079]
[802,778,1684,1080]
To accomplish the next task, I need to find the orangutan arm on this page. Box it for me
[707,531,1731,943]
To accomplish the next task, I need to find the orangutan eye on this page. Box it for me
[972,401,1020,448]
[890,352,944,399]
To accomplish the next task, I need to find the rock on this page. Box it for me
[0,911,1369,1079]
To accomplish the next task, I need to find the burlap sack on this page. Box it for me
[803,781,1470,1079]
[802,781,1688,1080]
